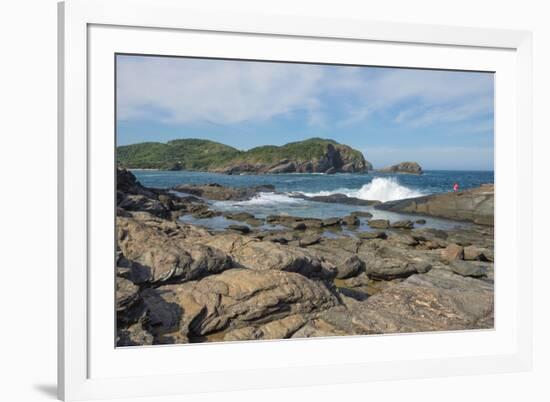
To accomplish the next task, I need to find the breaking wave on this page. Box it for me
[302,177,424,203]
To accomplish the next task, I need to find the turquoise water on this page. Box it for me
[131,170,494,231]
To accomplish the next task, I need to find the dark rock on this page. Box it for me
[322,217,341,227]
[262,232,296,244]
[192,209,222,219]
[291,222,307,230]
[227,224,251,234]
[357,231,387,240]
[117,168,157,198]
[267,161,297,174]
[117,321,154,346]
[390,220,414,229]
[367,219,390,229]
[351,211,373,218]
[387,232,418,246]
[413,228,449,240]
[415,219,427,224]
[303,220,324,229]
[173,183,275,201]
[450,261,487,277]
[245,218,263,227]
[337,287,369,301]
[223,212,255,221]
[298,234,322,247]
[265,215,312,228]
[116,277,140,313]
[334,255,364,279]
[116,207,132,217]
[364,257,432,280]
[341,215,360,226]
[119,194,171,219]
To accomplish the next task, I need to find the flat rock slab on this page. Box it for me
[173,183,275,201]
[450,260,488,277]
[376,184,494,225]
[368,219,390,229]
[364,257,431,280]
[350,270,494,334]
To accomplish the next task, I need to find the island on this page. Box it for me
[117,138,373,174]
[377,161,423,175]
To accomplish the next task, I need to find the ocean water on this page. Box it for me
[131,170,494,232]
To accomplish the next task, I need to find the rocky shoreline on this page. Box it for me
[116,168,494,346]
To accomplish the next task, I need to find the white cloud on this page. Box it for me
[117,57,324,124]
[339,68,494,127]
[117,56,493,129]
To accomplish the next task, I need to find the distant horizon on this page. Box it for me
[116,55,494,171]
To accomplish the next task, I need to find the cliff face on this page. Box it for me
[117,138,372,174]
[215,140,371,174]
[377,161,423,175]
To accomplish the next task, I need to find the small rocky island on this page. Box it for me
[377,161,423,175]
[117,138,372,174]
[116,168,494,346]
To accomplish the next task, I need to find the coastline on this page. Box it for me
[116,168,494,346]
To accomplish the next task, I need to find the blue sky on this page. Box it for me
[116,55,494,170]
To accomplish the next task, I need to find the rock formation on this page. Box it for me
[115,168,494,346]
[375,184,494,225]
[377,161,423,175]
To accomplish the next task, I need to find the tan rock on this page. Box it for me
[205,233,335,279]
[142,269,339,340]
[376,184,494,225]
[349,270,494,334]
[441,243,464,263]
[463,245,484,261]
[117,217,232,284]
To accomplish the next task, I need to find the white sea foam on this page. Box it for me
[216,192,305,207]
[301,177,423,203]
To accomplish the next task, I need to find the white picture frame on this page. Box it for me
[58,0,533,400]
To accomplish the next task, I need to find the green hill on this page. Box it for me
[117,137,372,174]
[117,139,241,170]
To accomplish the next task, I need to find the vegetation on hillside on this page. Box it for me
[117,137,368,172]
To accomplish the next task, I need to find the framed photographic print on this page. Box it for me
[58,0,533,400]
